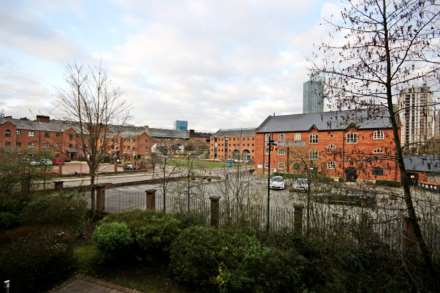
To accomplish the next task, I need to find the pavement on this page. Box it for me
[52,276,141,293]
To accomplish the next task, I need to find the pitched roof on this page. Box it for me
[149,128,189,139]
[214,128,256,137]
[0,117,72,132]
[404,155,440,173]
[257,109,392,133]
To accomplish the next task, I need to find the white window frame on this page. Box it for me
[373,130,384,140]
[327,161,336,169]
[278,161,285,169]
[327,144,336,151]
[278,133,285,143]
[28,131,35,137]
[309,133,319,144]
[277,149,286,156]
[16,129,21,136]
[346,132,358,144]
[309,149,319,160]
[294,133,302,141]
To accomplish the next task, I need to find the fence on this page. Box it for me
[81,184,440,258]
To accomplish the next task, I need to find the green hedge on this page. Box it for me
[0,227,75,293]
[95,210,184,262]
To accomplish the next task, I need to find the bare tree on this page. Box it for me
[59,64,129,211]
[312,0,440,274]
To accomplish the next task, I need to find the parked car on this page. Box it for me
[124,163,134,171]
[29,159,53,166]
[269,176,286,190]
[292,178,309,192]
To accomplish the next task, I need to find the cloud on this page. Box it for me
[1,0,335,131]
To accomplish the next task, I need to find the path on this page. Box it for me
[52,276,141,293]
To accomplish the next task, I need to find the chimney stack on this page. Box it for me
[36,115,50,123]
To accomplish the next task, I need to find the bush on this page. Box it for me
[375,180,401,187]
[93,222,133,261]
[20,193,87,234]
[0,212,20,230]
[0,227,75,293]
[100,210,183,261]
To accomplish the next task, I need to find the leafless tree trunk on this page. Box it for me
[312,0,439,274]
[59,64,129,213]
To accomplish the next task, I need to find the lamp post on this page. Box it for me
[266,135,277,232]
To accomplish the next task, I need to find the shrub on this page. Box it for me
[0,227,75,293]
[169,226,225,288]
[100,210,183,261]
[20,193,87,234]
[0,212,19,230]
[93,222,133,261]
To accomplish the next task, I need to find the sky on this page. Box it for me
[0,0,338,131]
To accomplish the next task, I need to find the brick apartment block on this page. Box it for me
[209,128,256,161]
[0,115,192,162]
[255,110,400,182]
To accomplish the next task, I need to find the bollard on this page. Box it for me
[145,189,156,210]
[294,204,304,235]
[54,180,64,191]
[4,280,10,293]
[209,196,221,228]
[95,184,108,212]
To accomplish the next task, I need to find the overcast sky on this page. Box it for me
[0,0,338,131]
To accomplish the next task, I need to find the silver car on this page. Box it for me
[292,178,309,192]
[269,176,286,190]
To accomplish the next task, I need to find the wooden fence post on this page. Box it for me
[210,196,220,228]
[54,181,64,191]
[294,204,304,235]
[96,184,108,212]
[145,189,156,211]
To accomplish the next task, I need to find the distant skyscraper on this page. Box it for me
[303,79,324,113]
[175,120,188,131]
[398,85,435,146]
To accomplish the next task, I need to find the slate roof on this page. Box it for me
[214,128,256,137]
[0,117,74,132]
[257,109,392,133]
[149,128,189,139]
[404,155,440,173]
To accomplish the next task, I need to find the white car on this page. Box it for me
[269,176,286,190]
[292,178,309,192]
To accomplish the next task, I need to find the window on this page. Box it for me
[346,133,358,144]
[278,133,285,143]
[373,147,384,154]
[309,133,318,144]
[309,149,319,160]
[4,129,11,137]
[69,134,74,140]
[44,132,50,138]
[294,133,302,141]
[327,144,336,151]
[264,133,270,142]
[327,161,336,169]
[264,161,269,168]
[56,132,61,137]
[28,131,35,137]
[278,161,286,169]
[278,149,286,156]
[372,167,384,176]
[373,130,384,140]
[16,130,21,136]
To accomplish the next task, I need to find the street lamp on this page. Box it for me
[266,135,277,232]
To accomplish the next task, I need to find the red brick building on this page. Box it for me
[210,128,256,162]
[0,115,191,163]
[255,110,400,182]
